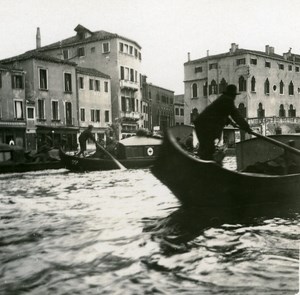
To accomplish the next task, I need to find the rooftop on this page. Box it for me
[76,66,110,79]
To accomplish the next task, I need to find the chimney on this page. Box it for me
[230,43,238,54]
[265,45,270,55]
[269,46,275,54]
[207,50,209,56]
[36,27,41,49]
[187,52,190,62]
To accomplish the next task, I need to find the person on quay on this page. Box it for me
[77,125,96,157]
[194,84,252,161]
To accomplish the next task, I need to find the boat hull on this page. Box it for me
[151,126,300,209]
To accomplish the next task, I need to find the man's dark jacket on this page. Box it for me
[194,93,250,140]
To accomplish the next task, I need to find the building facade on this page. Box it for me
[76,67,112,146]
[36,25,143,139]
[174,94,184,125]
[1,52,79,150]
[145,81,175,133]
[0,64,26,146]
[184,43,300,135]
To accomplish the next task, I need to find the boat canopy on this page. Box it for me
[119,136,162,147]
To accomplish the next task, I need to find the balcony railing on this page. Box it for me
[120,80,139,91]
[248,116,300,125]
[120,111,140,121]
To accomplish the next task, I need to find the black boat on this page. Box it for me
[151,125,300,209]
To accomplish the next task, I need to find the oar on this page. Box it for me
[250,131,300,156]
[95,142,126,170]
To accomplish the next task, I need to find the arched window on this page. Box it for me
[257,103,265,118]
[238,103,246,118]
[238,76,247,92]
[251,76,256,92]
[190,108,199,123]
[288,104,296,117]
[192,83,198,98]
[289,81,294,95]
[209,79,218,95]
[279,104,285,117]
[264,78,270,94]
[280,80,284,94]
[203,82,207,97]
[219,78,227,93]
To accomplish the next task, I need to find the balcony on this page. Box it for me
[120,111,140,121]
[120,80,139,91]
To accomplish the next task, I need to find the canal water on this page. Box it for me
[0,157,299,294]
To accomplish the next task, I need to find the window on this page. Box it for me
[279,64,284,70]
[121,96,126,112]
[80,108,85,121]
[14,101,24,120]
[280,80,284,94]
[51,101,59,120]
[95,80,100,91]
[119,42,124,52]
[130,69,134,82]
[209,63,217,70]
[288,65,292,71]
[79,77,84,89]
[279,104,285,117]
[64,73,72,92]
[78,47,85,57]
[265,61,271,68]
[175,108,179,115]
[27,107,34,119]
[209,80,218,95]
[264,78,270,94]
[139,52,142,60]
[134,48,138,57]
[192,83,198,98]
[250,58,257,65]
[38,99,45,119]
[289,81,294,95]
[104,81,109,92]
[219,78,227,93]
[238,103,247,118]
[251,76,256,92]
[105,110,109,122]
[120,66,124,80]
[195,66,202,73]
[124,44,129,54]
[203,82,207,97]
[238,76,247,92]
[95,110,100,122]
[89,79,94,90]
[288,105,296,117]
[257,103,265,118]
[296,66,300,72]
[12,74,24,89]
[124,68,129,80]
[102,42,110,53]
[91,109,100,122]
[39,69,47,90]
[129,46,133,55]
[236,58,246,66]
[63,49,69,60]
[180,108,184,116]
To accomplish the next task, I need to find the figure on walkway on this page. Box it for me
[77,125,96,157]
[194,84,252,161]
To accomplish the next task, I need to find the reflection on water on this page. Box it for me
[0,161,299,295]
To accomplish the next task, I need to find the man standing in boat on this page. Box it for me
[194,84,252,161]
[77,125,96,157]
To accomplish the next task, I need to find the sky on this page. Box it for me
[1,0,300,95]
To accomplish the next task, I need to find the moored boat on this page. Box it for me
[60,135,162,171]
[151,125,300,209]
[0,144,63,174]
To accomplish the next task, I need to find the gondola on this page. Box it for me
[0,144,63,174]
[60,135,162,171]
[151,125,300,209]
